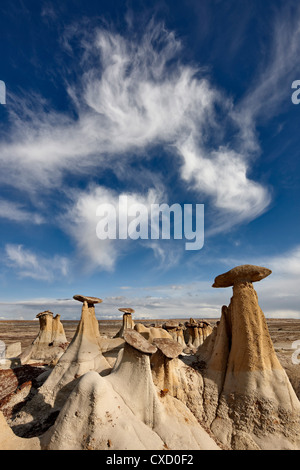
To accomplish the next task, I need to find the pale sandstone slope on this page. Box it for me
[44,330,219,450]
[37,296,111,408]
[0,411,40,450]
[9,295,111,434]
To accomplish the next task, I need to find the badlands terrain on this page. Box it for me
[0,265,299,450]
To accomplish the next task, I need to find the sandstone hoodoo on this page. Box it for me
[184,318,213,349]
[123,329,157,354]
[151,338,183,399]
[10,295,111,434]
[212,264,272,288]
[107,329,159,427]
[114,308,135,338]
[200,264,300,450]
[162,320,186,347]
[105,329,219,450]
[1,266,300,451]
[51,315,68,346]
[36,295,111,408]
[20,311,68,365]
[72,295,103,305]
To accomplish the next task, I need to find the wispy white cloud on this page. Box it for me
[0,20,274,234]
[5,244,69,281]
[62,185,166,271]
[267,246,300,276]
[177,138,271,234]
[234,3,300,153]
[0,199,44,224]
[1,9,300,280]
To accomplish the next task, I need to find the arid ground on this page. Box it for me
[1,317,299,400]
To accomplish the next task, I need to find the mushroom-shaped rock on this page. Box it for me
[11,295,112,435]
[202,267,300,450]
[119,307,135,314]
[162,321,186,347]
[114,308,135,338]
[73,295,102,304]
[184,319,213,349]
[124,330,157,354]
[163,320,179,329]
[35,311,54,344]
[19,311,68,364]
[212,264,272,288]
[152,338,183,359]
[151,338,183,399]
[38,295,111,407]
[108,330,158,427]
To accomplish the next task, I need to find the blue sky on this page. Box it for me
[0,0,300,320]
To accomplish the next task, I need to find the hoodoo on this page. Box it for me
[162,321,186,346]
[37,295,111,407]
[212,264,272,288]
[201,265,300,450]
[109,329,219,449]
[151,338,183,399]
[10,295,111,435]
[108,329,158,426]
[20,311,68,364]
[184,318,213,349]
[2,265,300,451]
[114,308,135,338]
[44,329,219,450]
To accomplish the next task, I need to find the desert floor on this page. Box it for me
[0,318,299,399]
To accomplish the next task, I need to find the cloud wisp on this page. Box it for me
[234,2,300,152]
[5,244,69,281]
[2,9,300,278]
[0,20,273,234]
[0,199,44,225]
[63,185,169,271]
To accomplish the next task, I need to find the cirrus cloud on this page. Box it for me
[0,20,272,235]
